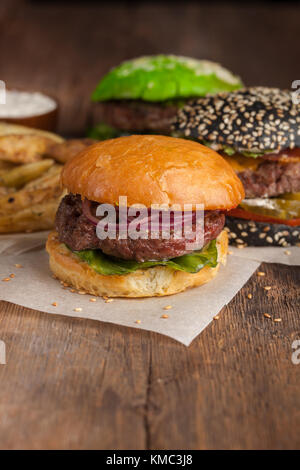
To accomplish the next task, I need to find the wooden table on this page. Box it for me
[0,1,299,450]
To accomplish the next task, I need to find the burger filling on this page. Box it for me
[55,194,225,274]
[173,88,300,232]
[235,160,300,199]
[90,100,179,139]
[219,149,300,225]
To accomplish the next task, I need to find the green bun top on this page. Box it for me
[92,55,243,102]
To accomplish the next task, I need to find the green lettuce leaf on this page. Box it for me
[87,123,165,141]
[222,146,237,156]
[205,142,268,158]
[92,55,243,103]
[240,150,271,158]
[87,123,128,141]
[172,134,272,159]
[74,239,218,276]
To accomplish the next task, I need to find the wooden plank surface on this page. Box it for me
[0,262,299,450]
[0,1,300,450]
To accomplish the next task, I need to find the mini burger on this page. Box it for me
[46,135,244,297]
[174,87,300,247]
[90,55,242,139]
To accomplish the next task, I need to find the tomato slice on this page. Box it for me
[227,208,300,227]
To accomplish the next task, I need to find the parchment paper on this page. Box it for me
[230,245,300,266]
[0,232,298,345]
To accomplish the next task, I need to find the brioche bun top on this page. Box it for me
[61,135,244,210]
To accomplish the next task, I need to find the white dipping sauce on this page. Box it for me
[0,90,57,118]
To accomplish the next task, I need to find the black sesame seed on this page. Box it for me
[173,87,300,153]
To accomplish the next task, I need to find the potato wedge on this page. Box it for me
[0,197,64,233]
[46,138,96,163]
[0,187,10,197]
[0,183,63,215]
[0,160,16,177]
[0,158,54,188]
[0,122,64,143]
[24,163,62,190]
[0,124,66,233]
[0,134,59,164]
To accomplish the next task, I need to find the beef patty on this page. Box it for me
[238,161,300,198]
[56,194,225,262]
[95,100,178,133]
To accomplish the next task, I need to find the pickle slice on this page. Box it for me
[240,198,300,220]
[280,192,300,201]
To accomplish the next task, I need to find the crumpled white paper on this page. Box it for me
[0,232,298,345]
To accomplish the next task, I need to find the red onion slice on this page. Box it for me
[82,198,202,232]
[82,198,99,226]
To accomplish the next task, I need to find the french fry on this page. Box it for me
[0,158,54,188]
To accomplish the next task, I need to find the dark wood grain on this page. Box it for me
[0,0,300,450]
[0,262,299,450]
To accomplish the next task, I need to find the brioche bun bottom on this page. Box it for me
[46,230,228,298]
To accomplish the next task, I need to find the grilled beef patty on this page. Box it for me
[95,100,178,133]
[56,194,225,262]
[238,161,300,198]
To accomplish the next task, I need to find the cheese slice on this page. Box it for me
[223,153,300,173]
[222,154,263,172]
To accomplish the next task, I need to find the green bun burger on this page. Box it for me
[90,55,243,139]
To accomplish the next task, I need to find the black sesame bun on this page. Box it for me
[225,217,300,247]
[174,87,300,247]
[174,87,300,154]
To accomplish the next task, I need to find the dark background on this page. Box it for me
[1,0,299,135]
